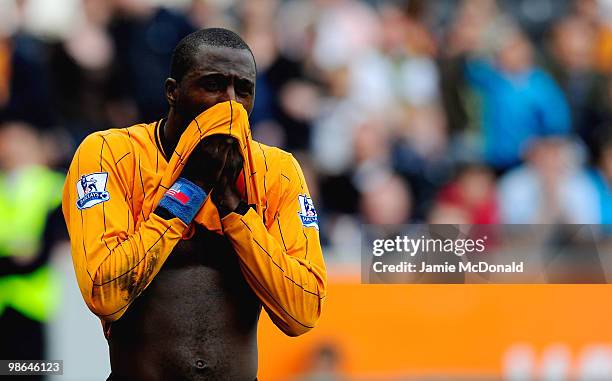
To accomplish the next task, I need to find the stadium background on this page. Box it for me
[0,0,611,379]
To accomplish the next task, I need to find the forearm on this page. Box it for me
[68,173,206,321]
[222,208,326,336]
[86,212,187,321]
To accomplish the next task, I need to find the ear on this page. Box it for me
[165,78,178,108]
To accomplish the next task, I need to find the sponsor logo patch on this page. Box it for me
[297,194,318,230]
[76,172,110,210]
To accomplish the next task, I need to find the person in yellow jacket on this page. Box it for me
[0,122,66,376]
[62,28,327,381]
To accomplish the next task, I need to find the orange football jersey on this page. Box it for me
[62,101,326,336]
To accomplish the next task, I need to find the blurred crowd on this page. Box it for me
[0,0,611,263]
[0,0,610,378]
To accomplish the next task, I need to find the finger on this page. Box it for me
[230,146,244,180]
[222,144,243,182]
[213,143,233,185]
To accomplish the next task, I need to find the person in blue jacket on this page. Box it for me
[465,27,571,172]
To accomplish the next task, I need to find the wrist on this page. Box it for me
[180,173,209,193]
[156,177,207,224]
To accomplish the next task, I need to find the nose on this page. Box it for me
[224,81,237,102]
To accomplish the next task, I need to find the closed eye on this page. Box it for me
[200,74,228,92]
[234,78,254,96]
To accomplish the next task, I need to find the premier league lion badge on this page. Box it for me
[76,172,110,210]
[297,194,318,230]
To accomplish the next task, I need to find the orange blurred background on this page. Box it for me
[259,272,612,380]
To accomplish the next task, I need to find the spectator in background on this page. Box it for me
[465,25,572,172]
[588,131,612,224]
[48,0,120,142]
[108,0,195,122]
[439,0,509,159]
[310,10,382,226]
[0,122,67,377]
[372,1,452,219]
[376,0,439,107]
[498,137,599,224]
[548,15,609,154]
[433,164,499,224]
[319,117,395,261]
[240,0,322,152]
[352,117,393,190]
[0,1,56,128]
[360,173,413,225]
[438,0,488,136]
[391,103,453,219]
[443,0,502,61]
[310,0,387,175]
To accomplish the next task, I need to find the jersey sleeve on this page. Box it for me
[220,153,327,336]
[62,132,188,322]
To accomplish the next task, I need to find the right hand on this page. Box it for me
[181,135,242,194]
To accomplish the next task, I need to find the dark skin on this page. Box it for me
[163,45,256,214]
[107,45,262,381]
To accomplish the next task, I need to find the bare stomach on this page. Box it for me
[107,226,262,381]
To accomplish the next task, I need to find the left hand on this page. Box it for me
[209,136,244,217]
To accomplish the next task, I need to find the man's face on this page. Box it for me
[168,45,256,123]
